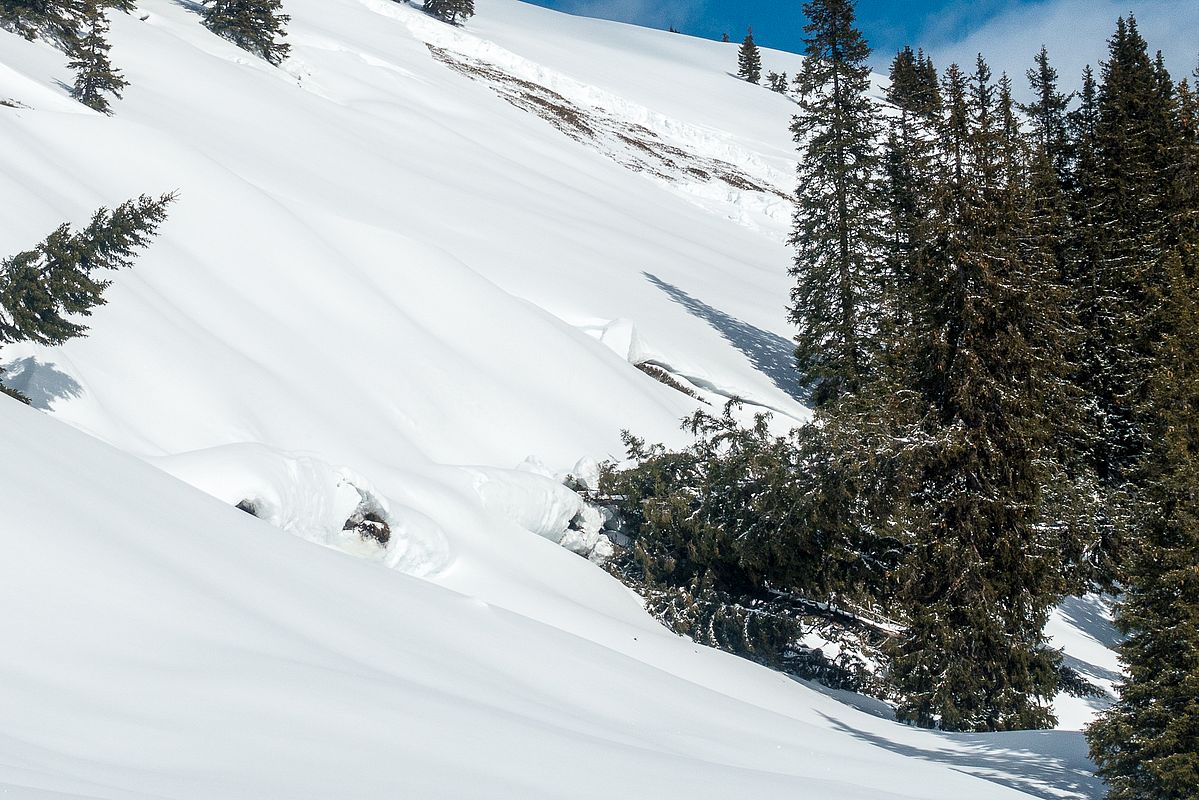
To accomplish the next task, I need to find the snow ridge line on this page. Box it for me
[360,0,793,191]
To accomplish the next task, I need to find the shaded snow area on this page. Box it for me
[0,0,1114,796]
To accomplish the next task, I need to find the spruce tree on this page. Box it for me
[201,0,290,65]
[0,0,81,43]
[1086,46,1199,800]
[423,0,473,26]
[1021,47,1072,189]
[1080,16,1177,486]
[788,0,882,407]
[1087,251,1199,800]
[888,57,1068,732]
[1061,18,1185,592]
[881,46,940,335]
[0,194,174,350]
[68,0,127,115]
[737,29,761,84]
[766,71,788,93]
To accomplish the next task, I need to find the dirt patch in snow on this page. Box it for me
[429,45,787,198]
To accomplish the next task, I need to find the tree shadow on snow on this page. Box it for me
[1056,595,1123,651]
[643,272,810,403]
[1,356,83,410]
[819,712,1105,800]
[169,0,204,15]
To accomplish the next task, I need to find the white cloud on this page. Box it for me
[919,0,1197,98]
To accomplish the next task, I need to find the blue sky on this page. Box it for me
[519,0,1199,92]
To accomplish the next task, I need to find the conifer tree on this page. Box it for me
[880,46,940,334]
[1079,16,1177,484]
[0,194,174,348]
[1086,42,1199,800]
[0,193,174,404]
[788,0,882,407]
[423,0,473,26]
[887,57,1069,732]
[68,0,127,115]
[1087,249,1199,799]
[737,29,761,84]
[1060,18,1185,593]
[766,71,788,93]
[1022,48,1070,159]
[1,0,82,43]
[201,0,290,65]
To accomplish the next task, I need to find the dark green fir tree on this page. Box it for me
[737,28,761,84]
[880,46,941,336]
[887,57,1068,732]
[0,0,82,43]
[1086,250,1199,800]
[789,0,882,407]
[68,0,127,115]
[1086,41,1199,800]
[201,0,290,66]
[424,0,473,25]
[0,193,174,401]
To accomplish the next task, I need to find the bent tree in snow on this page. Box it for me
[0,194,175,402]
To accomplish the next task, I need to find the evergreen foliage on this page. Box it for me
[1086,28,1199,800]
[736,29,761,84]
[600,403,903,687]
[766,71,788,93]
[0,0,81,43]
[789,0,882,407]
[1076,17,1177,488]
[68,0,127,115]
[1087,248,1199,800]
[881,56,1073,732]
[201,0,290,65]
[424,0,473,26]
[1021,47,1072,183]
[881,46,940,337]
[0,194,174,350]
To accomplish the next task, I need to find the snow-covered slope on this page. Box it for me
[0,0,818,640]
[0,1,1111,796]
[0,377,1100,799]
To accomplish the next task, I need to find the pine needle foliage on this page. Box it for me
[68,0,127,115]
[601,402,905,686]
[789,0,884,408]
[737,29,761,83]
[201,0,290,66]
[1085,31,1199,800]
[0,0,81,44]
[881,57,1075,732]
[0,194,174,349]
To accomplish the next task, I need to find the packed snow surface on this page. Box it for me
[0,0,1113,797]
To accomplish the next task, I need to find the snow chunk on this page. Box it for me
[154,444,450,577]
